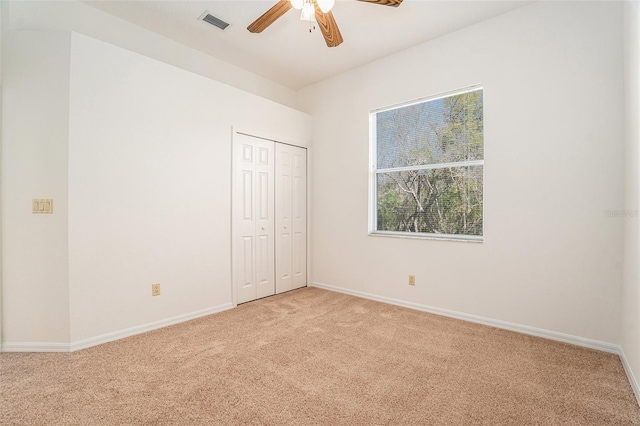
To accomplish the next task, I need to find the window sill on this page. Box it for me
[368,231,483,243]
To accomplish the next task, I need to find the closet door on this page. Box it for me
[291,145,307,290]
[232,134,275,304]
[275,144,307,294]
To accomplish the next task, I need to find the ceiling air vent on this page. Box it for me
[199,11,230,31]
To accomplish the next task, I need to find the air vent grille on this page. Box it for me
[200,12,229,31]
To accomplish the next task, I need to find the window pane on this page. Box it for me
[376,90,483,169]
[376,166,483,236]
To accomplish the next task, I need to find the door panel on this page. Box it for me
[257,172,268,220]
[256,234,272,298]
[275,144,293,293]
[242,171,253,220]
[241,236,253,287]
[293,231,304,281]
[254,139,275,299]
[276,144,307,293]
[292,148,307,289]
[233,134,275,304]
[282,175,292,220]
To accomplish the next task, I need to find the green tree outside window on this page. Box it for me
[372,87,484,239]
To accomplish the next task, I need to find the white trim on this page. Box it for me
[371,84,483,114]
[1,303,233,353]
[369,230,483,243]
[310,281,620,354]
[620,347,640,406]
[2,342,71,353]
[368,113,377,235]
[377,159,485,174]
[70,303,233,352]
[231,128,238,307]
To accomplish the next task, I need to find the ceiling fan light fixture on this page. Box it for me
[316,0,335,13]
[300,1,316,22]
[250,0,398,47]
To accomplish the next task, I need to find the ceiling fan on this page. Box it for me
[247,0,403,48]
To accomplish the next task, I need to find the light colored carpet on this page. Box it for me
[1,287,638,425]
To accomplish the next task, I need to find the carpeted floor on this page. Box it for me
[1,287,639,425]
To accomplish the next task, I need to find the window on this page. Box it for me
[369,86,484,241]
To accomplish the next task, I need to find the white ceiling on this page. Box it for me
[83,0,533,90]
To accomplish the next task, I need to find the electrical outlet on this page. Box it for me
[152,283,161,296]
[409,275,416,286]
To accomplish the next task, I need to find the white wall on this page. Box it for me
[2,31,71,345]
[298,1,625,344]
[3,0,297,109]
[1,30,310,348]
[623,0,640,402]
[68,32,310,343]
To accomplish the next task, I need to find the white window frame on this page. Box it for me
[368,85,484,242]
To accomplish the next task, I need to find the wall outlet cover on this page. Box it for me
[152,283,161,296]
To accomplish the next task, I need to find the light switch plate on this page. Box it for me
[32,199,53,214]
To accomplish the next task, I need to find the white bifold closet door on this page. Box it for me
[232,134,276,304]
[232,134,306,305]
[275,143,307,294]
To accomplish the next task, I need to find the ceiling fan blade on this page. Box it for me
[314,3,344,47]
[247,0,292,33]
[357,0,403,6]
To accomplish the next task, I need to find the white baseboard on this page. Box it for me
[70,302,233,351]
[310,282,621,353]
[1,342,71,352]
[1,303,233,353]
[311,281,640,405]
[620,348,640,406]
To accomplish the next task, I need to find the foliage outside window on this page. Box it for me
[369,87,484,241]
